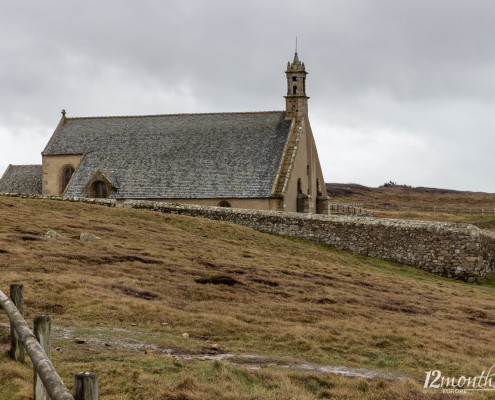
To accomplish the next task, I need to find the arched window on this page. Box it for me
[92,181,108,198]
[218,200,231,208]
[297,178,302,194]
[61,165,75,192]
[317,178,322,196]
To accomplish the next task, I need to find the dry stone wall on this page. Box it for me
[2,193,494,282]
[124,200,495,282]
[329,203,373,216]
[0,193,117,206]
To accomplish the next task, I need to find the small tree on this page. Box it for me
[383,180,397,187]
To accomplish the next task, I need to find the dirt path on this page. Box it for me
[50,325,408,381]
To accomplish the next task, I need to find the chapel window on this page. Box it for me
[61,165,75,192]
[92,181,108,198]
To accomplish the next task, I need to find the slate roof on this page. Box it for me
[0,165,42,194]
[44,111,292,199]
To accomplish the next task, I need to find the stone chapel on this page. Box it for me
[0,53,329,214]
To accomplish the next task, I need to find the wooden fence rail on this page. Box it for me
[0,284,98,400]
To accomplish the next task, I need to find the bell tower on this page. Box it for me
[284,51,309,120]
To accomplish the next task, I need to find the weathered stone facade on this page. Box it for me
[3,193,493,282]
[19,52,329,215]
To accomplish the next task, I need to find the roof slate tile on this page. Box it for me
[0,165,42,194]
[44,111,291,199]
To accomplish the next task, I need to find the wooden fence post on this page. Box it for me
[0,289,74,400]
[74,372,98,400]
[10,284,24,362]
[34,315,52,400]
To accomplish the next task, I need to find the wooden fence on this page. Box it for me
[0,284,98,400]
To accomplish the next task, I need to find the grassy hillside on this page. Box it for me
[1,197,495,399]
[328,183,495,231]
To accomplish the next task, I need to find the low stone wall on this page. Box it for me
[329,203,373,217]
[2,193,494,282]
[123,200,495,282]
[0,193,117,207]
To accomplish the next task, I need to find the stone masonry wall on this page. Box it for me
[124,200,495,282]
[2,193,495,282]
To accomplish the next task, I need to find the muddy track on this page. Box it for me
[50,325,408,381]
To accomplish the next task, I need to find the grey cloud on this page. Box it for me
[0,0,494,191]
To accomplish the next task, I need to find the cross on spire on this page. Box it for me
[294,36,299,62]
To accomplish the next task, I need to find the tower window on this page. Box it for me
[292,76,297,81]
[293,86,297,94]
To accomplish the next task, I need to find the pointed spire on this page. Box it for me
[293,36,299,63]
[287,37,304,71]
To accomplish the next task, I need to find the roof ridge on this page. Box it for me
[65,110,285,120]
[8,164,42,167]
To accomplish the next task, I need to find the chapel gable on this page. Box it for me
[85,169,117,199]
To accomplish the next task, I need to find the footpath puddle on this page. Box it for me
[51,325,406,381]
[172,353,407,380]
[52,325,160,352]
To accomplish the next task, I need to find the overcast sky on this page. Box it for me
[1,0,494,192]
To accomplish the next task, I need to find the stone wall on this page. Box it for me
[0,193,117,207]
[123,199,495,282]
[2,193,495,282]
[42,154,84,196]
[329,203,373,217]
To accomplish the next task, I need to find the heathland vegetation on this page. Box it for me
[328,182,495,232]
[1,196,495,399]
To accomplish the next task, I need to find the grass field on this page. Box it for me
[1,196,495,399]
[328,183,495,232]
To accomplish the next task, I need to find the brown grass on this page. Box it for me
[331,186,495,231]
[0,197,494,399]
